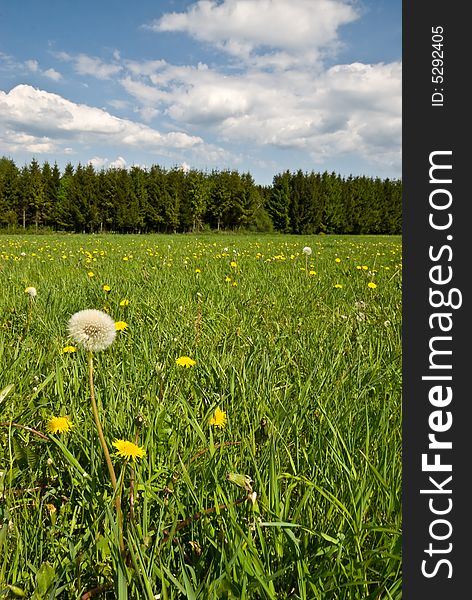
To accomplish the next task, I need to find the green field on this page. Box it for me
[0,233,402,599]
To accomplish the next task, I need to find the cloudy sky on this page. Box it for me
[0,0,401,185]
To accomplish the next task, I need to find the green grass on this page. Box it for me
[0,233,402,599]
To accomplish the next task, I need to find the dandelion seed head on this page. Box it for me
[25,286,37,297]
[302,246,312,256]
[248,491,257,505]
[67,309,116,352]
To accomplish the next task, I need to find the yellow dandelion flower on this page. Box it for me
[209,407,227,428]
[195,268,201,273]
[62,345,77,353]
[45,503,57,516]
[115,321,128,331]
[309,270,317,276]
[113,439,146,461]
[176,356,196,368]
[119,299,129,306]
[47,415,73,434]
[225,276,232,282]
[335,258,341,263]
[102,285,111,292]
[87,271,95,277]
[230,261,237,268]
[334,284,343,289]
[368,282,377,289]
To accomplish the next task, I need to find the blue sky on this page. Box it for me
[0,0,401,185]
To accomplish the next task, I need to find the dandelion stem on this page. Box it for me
[87,351,124,554]
[195,295,202,343]
[129,424,141,524]
[0,421,48,440]
[88,352,116,487]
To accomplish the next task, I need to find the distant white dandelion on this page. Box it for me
[25,286,37,297]
[302,246,312,256]
[67,309,116,352]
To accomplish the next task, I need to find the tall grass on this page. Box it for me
[0,233,402,599]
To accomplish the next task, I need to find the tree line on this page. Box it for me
[0,157,401,234]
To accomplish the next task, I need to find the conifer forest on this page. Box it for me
[0,157,401,235]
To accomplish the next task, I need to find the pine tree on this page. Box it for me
[0,157,20,227]
[268,171,291,232]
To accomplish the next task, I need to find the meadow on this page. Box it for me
[0,233,402,599]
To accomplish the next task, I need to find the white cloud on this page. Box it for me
[117,57,401,170]
[0,130,57,154]
[43,68,62,81]
[0,0,400,178]
[55,51,122,79]
[128,0,400,173]
[149,0,359,66]
[88,155,128,170]
[74,54,122,79]
[25,60,39,72]
[108,98,130,110]
[1,55,63,81]
[135,105,160,121]
[120,76,168,105]
[125,59,167,77]
[0,84,203,154]
[87,156,108,169]
[109,156,127,169]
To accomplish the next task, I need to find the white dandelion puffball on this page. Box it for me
[25,286,37,297]
[302,246,312,256]
[68,309,116,352]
